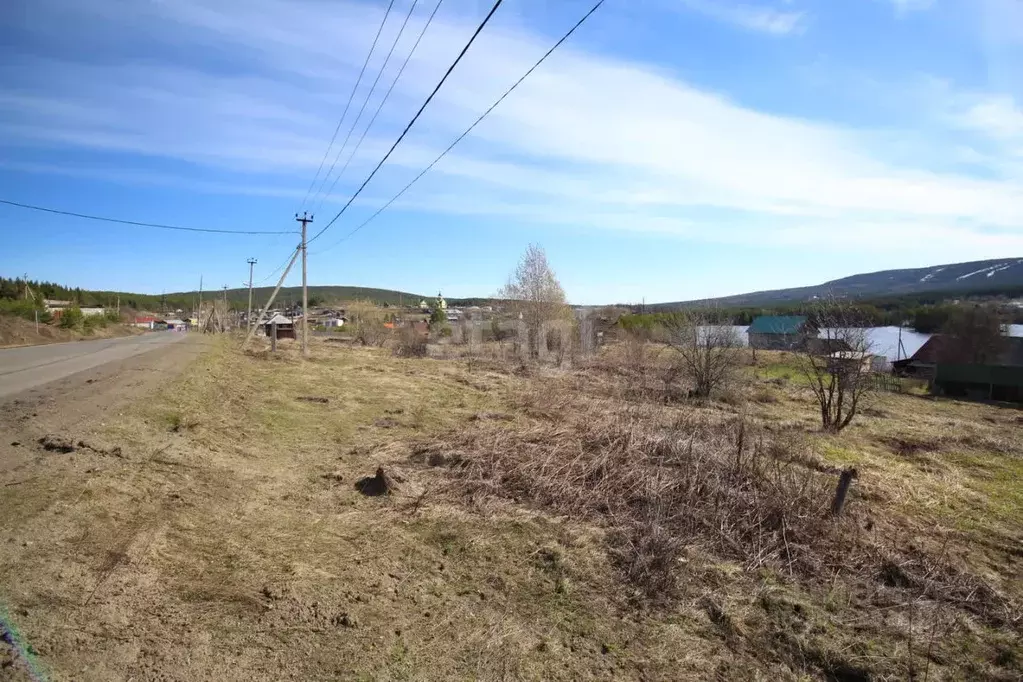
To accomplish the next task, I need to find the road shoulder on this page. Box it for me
[0,335,209,475]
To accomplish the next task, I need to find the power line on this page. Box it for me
[0,198,295,235]
[311,0,444,217]
[310,0,607,255]
[309,0,424,215]
[300,0,396,211]
[257,245,302,284]
[307,0,505,246]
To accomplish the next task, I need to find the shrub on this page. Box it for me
[428,408,837,603]
[393,326,428,357]
[0,298,43,321]
[59,306,84,330]
[83,314,109,332]
[662,312,742,398]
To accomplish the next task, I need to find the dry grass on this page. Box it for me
[1,337,1021,681]
[0,313,141,348]
[418,406,842,597]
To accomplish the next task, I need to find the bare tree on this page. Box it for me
[498,244,569,357]
[939,304,1007,364]
[662,311,742,398]
[795,304,875,432]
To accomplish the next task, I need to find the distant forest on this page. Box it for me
[0,277,426,313]
[4,275,1022,333]
[619,290,1023,334]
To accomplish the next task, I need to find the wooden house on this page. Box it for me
[748,316,817,350]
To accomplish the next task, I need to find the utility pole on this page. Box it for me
[246,258,257,332]
[243,246,301,348]
[223,285,229,332]
[295,212,313,358]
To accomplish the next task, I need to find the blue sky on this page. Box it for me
[1,0,1022,304]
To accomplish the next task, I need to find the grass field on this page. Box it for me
[1,335,1020,680]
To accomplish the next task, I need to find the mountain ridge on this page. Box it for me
[648,258,1023,309]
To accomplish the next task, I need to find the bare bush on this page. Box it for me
[393,325,427,357]
[463,320,481,372]
[623,330,651,373]
[423,407,840,601]
[346,299,389,347]
[419,388,1019,628]
[662,312,742,398]
[795,304,875,432]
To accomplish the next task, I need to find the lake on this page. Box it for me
[718,324,1023,361]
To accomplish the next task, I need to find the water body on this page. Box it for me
[716,324,1023,361]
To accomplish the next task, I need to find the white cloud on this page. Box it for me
[957,95,1023,140]
[887,0,935,15]
[673,0,806,34]
[2,0,1023,261]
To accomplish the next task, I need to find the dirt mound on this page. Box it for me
[355,467,399,496]
[38,435,75,453]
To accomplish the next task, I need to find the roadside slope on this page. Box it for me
[0,314,142,349]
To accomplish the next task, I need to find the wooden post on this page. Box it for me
[271,322,278,353]
[830,467,857,516]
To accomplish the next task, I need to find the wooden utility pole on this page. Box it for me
[198,275,203,319]
[243,246,301,348]
[295,212,313,358]
[246,258,257,332]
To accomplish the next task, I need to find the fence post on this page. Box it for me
[271,322,278,353]
[830,467,858,516]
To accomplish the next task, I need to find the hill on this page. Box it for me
[169,285,426,309]
[650,258,1023,309]
[0,276,425,312]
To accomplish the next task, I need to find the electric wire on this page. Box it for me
[311,0,444,217]
[308,0,425,215]
[299,0,396,211]
[306,0,505,245]
[257,245,302,284]
[0,198,295,235]
[310,0,607,255]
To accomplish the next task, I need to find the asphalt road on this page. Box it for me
[0,331,189,399]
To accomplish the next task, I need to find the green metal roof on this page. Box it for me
[748,315,809,334]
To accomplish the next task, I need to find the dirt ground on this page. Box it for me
[0,315,141,349]
[0,336,1020,681]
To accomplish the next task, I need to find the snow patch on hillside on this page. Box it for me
[920,266,946,283]
[957,263,1012,280]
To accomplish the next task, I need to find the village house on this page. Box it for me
[747,315,817,350]
[896,335,1023,402]
[262,313,295,339]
